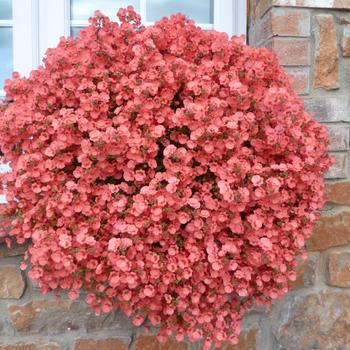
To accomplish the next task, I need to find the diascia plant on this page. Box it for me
[0,7,332,349]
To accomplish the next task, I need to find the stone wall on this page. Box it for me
[1,1,350,350]
[246,0,350,349]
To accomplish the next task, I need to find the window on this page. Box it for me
[0,0,13,94]
[0,0,246,94]
[0,0,40,97]
[70,0,214,36]
[69,0,246,37]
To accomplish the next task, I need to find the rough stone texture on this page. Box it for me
[0,346,37,350]
[307,211,350,251]
[314,14,339,90]
[270,0,350,9]
[8,299,132,334]
[36,345,62,350]
[325,152,348,179]
[250,0,350,21]
[325,181,350,204]
[265,37,310,65]
[0,344,61,350]
[73,338,128,350]
[253,7,311,44]
[84,307,132,332]
[250,9,274,45]
[284,67,310,94]
[8,300,70,333]
[0,267,25,299]
[0,242,26,258]
[253,0,273,21]
[342,26,350,56]
[133,336,188,350]
[274,292,350,350]
[304,96,350,122]
[271,8,311,37]
[290,254,318,289]
[326,124,350,151]
[327,251,350,287]
[340,16,350,24]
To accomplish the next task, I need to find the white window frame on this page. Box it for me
[38,0,70,60]
[51,0,246,53]
[1,0,246,96]
[0,0,39,97]
[0,17,12,97]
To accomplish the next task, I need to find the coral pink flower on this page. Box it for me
[0,6,332,349]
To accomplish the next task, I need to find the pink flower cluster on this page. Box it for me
[0,7,332,349]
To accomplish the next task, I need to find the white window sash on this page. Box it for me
[0,19,12,97]
[214,0,246,38]
[12,0,39,77]
[69,0,245,37]
[38,0,70,60]
[0,0,39,97]
[6,0,247,93]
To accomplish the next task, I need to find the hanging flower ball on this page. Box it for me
[0,6,332,349]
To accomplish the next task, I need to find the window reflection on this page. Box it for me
[0,0,12,20]
[71,0,139,20]
[0,27,13,90]
[146,0,213,23]
[71,27,82,37]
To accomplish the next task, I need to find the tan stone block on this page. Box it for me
[73,339,128,350]
[8,299,132,334]
[265,37,310,65]
[290,254,318,289]
[325,152,348,179]
[284,67,310,94]
[274,292,350,349]
[314,14,339,90]
[304,96,350,122]
[8,300,70,332]
[0,345,36,350]
[134,335,188,350]
[0,344,61,350]
[0,266,25,299]
[342,26,350,56]
[273,0,350,9]
[271,8,310,37]
[326,124,350,151]
[308,212,350,251]
[252,8,310,46]
[325,181,350,205]
[327,251,350,287]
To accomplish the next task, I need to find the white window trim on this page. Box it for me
[0,15,13,96]
[0,17,12,97]
[214,0,246,37]
[67,0,246,42]
[1,0,246,97]
[38,0,70,60]
[0,0,39,97]
[12,0,39,79]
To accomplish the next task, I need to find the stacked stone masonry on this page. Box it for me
[247,0,350,349]
[1,1,350,349]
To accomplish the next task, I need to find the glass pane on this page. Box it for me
[146,0,213,23]
[71,0,140,20]
[0,27,13,90]
[0,163,11,172]
[0,0,12,20]
[71,27,83,37]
